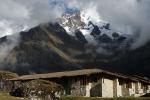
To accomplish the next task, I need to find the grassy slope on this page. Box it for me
[0,94,150,100]
[0,93,28,100]
[61,96,150,100]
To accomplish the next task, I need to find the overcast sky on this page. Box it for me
[0,0,150,48]
[0,0,65,37]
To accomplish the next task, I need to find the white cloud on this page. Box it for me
[71,0,150,49]
[0,0,66,37]
[0,0,66,64]
[0,0,150,49]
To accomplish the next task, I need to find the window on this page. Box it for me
[80,76,87,85]
[126,82,132,88]
[103,78,104,83]
[74,78,78,82]
[141,84,143,89]
[143,84,148,90]
[93,77,98,82]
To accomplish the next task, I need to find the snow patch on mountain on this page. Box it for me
[58,10,133,53]
[80,24,97,44]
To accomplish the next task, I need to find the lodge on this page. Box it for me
[10,68,150,97]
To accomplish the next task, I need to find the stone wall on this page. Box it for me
[60,74,150,98]
[134,82,146,96]
[0,79,14,92]
[136,82,144,95]
[85,82,92,97]
[64,74,103,97]
[147,85,150,93]
[69,76,86,96]
[101,78,114,97]
[117,82,122,97]
[122,82,129,97]
[128,82,136,96]
[113,78,123,97]
[90,79,102,97]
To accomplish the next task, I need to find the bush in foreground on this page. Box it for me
[11,79,63,99]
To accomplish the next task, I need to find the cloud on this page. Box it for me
[66,0,150,49]
[51,0,150,49]
[0,0,149,71]
[0,0,150,56]
[0,34,20,65]
[0,0,29,37]
[0,0,66,65]
[0,0,66,37]
[94,0,150,49]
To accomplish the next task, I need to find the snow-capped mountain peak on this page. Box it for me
[58,11,133,54]
[80,9,105,25]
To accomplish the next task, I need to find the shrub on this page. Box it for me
[11,79,63,98]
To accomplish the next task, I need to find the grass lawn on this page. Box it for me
[0,93,28,100]
[61,96,150,100]
[0,94,150,100]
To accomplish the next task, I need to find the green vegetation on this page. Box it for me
[0,94,150,100]
[0,93,28,100]
[60,96,150,100]
[0,71,18,79]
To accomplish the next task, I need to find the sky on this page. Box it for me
[0,0,150,49]
[0,0,63,37]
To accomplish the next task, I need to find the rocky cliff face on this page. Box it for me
[0,12,149,78]
[0,21,122,74]
[58,12,133,54]
[1,23,84,74]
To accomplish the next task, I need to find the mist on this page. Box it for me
[95,0,150,49]
[0,0,150,63]
[0,0,65,63]
[68,0,150,49]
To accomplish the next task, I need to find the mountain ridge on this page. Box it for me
[0,14,149,78]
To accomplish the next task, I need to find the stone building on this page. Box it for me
[0,71,18,92]
[10,68,150,97]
